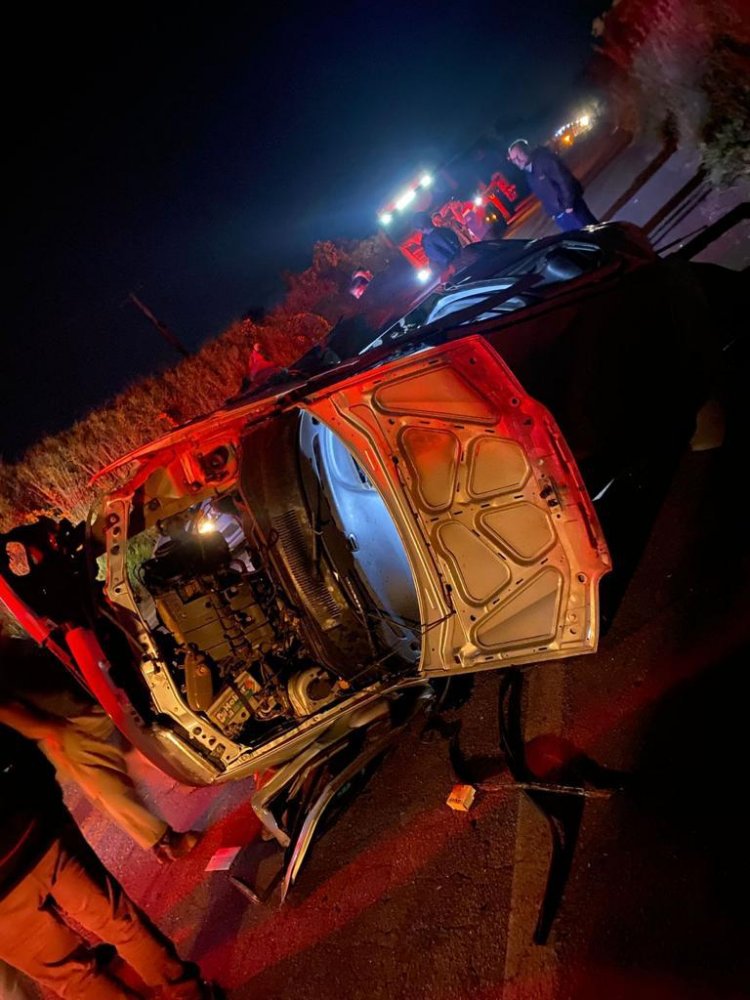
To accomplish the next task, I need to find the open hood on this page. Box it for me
[304,335,611,676]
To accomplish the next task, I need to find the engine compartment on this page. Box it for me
[126,495,339,743]
[106,409,422,750]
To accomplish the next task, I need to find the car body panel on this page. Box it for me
[304,335,610,674]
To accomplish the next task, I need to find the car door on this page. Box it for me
[304,334,611,676]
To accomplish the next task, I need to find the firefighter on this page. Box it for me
[413,211,461,279]
[0,723,220,998]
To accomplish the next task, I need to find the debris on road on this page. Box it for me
[446,784,476,812]
[205,846,242,871]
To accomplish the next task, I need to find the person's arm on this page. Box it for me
[0,700,66,742]
[537,148,579,212]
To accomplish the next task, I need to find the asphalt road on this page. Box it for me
[26,124,750,1000]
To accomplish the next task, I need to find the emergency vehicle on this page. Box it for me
[376,160,522,279]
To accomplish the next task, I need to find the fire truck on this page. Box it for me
[376,153,523,278]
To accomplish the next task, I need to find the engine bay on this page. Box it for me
[125,494,343,743]
[108,411,422,751]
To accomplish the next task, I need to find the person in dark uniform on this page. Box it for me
[507,138,598,231]
[0,723,220,998]
[412,211,462,278]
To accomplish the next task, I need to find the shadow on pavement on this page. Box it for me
[559,644,750,1000]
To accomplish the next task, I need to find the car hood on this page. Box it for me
[303,334,611,675]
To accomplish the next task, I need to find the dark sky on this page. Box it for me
[3,0,604,460]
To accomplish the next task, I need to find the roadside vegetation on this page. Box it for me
[592,0,750,185]
[0,235,391,531]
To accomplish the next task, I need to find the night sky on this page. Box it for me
[4,0,604,460]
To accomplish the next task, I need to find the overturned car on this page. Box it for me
[1,223,743,892]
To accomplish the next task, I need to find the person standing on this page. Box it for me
[413,211,462,279]
[349,267,374,299]
[507,138,598,231]
[0,632,200,863]
[434,208,473,248]
[246,340,280,385]
[0,723,219,999]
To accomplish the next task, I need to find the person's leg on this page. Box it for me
[50,825,204,999]
[44,710,169,849]
[554,210,580,232]
[0,960,42,1000]
[570,198,598,226]
[0,846,132,1000]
